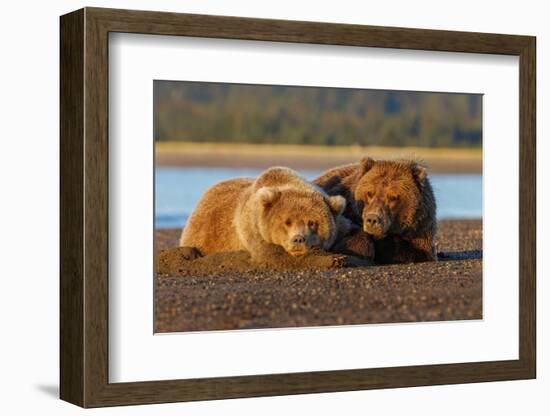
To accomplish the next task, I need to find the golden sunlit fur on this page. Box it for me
[314,157,437,264]
[180,167,346,262]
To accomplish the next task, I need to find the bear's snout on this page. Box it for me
[288,234,308,257]
[365,213,382,227]
[363,210,389,237]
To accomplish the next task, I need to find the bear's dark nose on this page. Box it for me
[291,235,305,245]
[365,214,381,227]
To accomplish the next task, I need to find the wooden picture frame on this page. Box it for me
[60,7,536,408]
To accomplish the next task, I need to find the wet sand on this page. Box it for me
[155,219,482,332]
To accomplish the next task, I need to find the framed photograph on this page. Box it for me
[60,7,536,408]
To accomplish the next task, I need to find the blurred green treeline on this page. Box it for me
[154,81,482,148]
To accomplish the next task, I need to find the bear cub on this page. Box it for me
[180,167,347,266]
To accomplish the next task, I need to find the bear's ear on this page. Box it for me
[359,157,375,174]
[411,163,428,185]
[258,187,282,208]
[325,195,346,217]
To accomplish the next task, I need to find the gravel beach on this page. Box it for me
[155,219,482,332]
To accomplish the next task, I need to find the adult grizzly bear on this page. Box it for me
[180,167,348,267]
[313,157,437,264]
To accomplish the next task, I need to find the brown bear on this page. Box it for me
[179,167,348,267]
[313,157,437,264]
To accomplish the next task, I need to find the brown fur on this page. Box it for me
[314,157,437,264]
[180,167,347,265]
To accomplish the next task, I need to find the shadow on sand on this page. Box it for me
[437,250,482,261]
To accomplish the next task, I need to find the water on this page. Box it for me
[155,167,482,229]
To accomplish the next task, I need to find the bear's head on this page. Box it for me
[257,186,346,257]
[353,157,432,238]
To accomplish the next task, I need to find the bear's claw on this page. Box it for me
[178,246,203,261]
[331,254,347,268]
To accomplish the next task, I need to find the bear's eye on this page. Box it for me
[367,191,374,199]
[285,219,292,227]
[388,194,399,202]
[308,221,318,230]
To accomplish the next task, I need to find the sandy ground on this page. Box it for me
[155,219,482,332]
[155,142,482,174]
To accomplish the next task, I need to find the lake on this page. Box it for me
[155,167,482,229]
